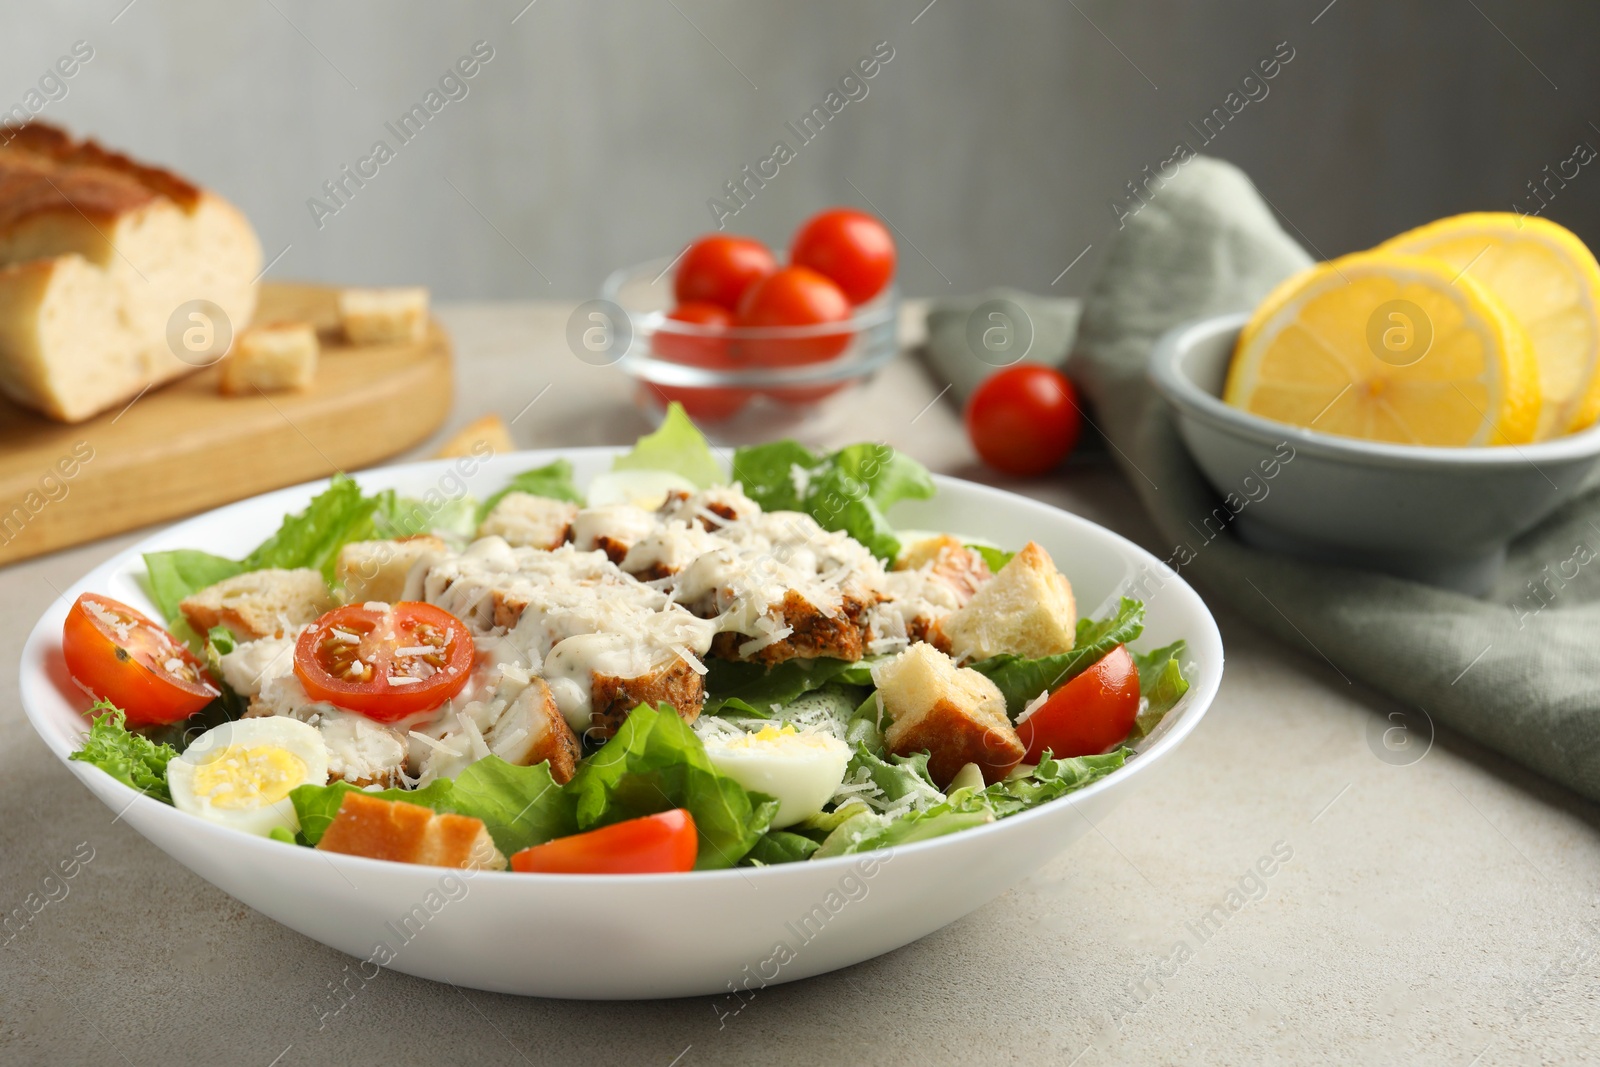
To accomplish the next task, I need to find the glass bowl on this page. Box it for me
[599,256,899,443]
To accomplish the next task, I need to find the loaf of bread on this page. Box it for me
[0,123,261,422]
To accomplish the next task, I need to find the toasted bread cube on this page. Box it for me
[872,643,1023,787]
[219,321,318,395]
[317,792,505,870]
[335,535,448,604]
[339,286,429,345]
[477,492,579,550]
[434,413,516,459]
[486,678,582,782]
[935,541,1075,662]
[180,567,335,640]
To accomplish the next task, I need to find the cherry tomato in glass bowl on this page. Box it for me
[510,809,699,874]
[294,602,474,723]
[62,593,219,726]
[646,302,750,422]
[673,235,777,312]
[1015,645,1140,762]
[790,207,897,305]
[736,265,854,404]
[965,364,1083,477]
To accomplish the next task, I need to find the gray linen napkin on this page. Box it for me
[927,156,1600,804]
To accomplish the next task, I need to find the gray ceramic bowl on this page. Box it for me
[1149,313,1600,594]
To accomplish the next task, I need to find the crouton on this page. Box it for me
[486,678,581,783]
[934,541,1075,662]
[871,643,1024,787]
[588,656,706,739]
[217,321,318,395]
[338,286,429,345]
[709,590,870,666]
[335,535,448,604]
[434,413,515,459]
[180,567,335,640]
[477,492,579,550]
[317,792,505,870]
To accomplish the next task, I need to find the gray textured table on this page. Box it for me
[4,303,1598,1066]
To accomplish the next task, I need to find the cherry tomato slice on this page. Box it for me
[965,364,1084,477]
[790,207,897,305]
[1015,645,1140,762]
[510,809,699,874]
[62,594,219,726]
[674,236,777,312]
[648,302,751,421]
[294,602,474,723]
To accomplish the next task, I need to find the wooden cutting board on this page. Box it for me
[0,281,453,566]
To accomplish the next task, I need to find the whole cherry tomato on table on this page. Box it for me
[62,593,219,726]
[965,364,1083,477]
[1015,645,1141,762]
[790,207,897,305]
[673,235,777,312]
[294,602,474,722]
[648,302,750,421]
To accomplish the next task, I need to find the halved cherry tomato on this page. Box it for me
[510,809,699,874]
[648,302,750,421]
[62,593,219,726]
[965,364,1083,477]
[790,207,897,305]
[1015,645,1140,762]
[294,602,473,723]
[674,235,776,312]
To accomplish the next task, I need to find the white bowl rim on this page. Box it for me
[21,448,1224,889]
[1150,312,1600,466]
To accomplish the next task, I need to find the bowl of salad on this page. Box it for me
[604,208,900,443]
[20,406,1223,998]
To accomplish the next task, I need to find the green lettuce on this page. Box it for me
[740,830,820,866]
[812,790,994,858]
[475,459,583,522]
[702,656,863,716]
[1130,641,1190,741]
[68,704,178,804]
[979,749,1128,816]
[291,705,776,870]
[567,705,778,870]
[142,474,392,626]
[613,402,725,489]
[731,440,936,562]
[970,598,1147,718]
[966,544,1015,571]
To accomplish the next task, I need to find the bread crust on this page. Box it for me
[886,699,1025,787]
[316,791,505,870]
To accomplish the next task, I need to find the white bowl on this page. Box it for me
[19,448,1224,999]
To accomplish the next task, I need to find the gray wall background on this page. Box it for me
[5,1,1598,300]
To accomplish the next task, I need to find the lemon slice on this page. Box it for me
[1225,251,1539,447]
[1380,213,1600,439]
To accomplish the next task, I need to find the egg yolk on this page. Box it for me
[191,744,307,809]
[721,725,837,751]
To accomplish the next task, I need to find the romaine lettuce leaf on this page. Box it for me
[1130,641,1190,741]
[741,830,821,866]
[731,440,936,563]
[842,743,944,809]
[567,705,778,870]
[965,543,1015,571]
[475,459,583,522]
[68,704,178,804]
[143,550,243,625]
[978,749,1128,817]
[701,656,863,717]
[970,598,1147,718]
[612,402,725,489]
[812,789,994,858]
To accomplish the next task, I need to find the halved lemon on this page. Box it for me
[1380,213,1600,439]
[1225,251,1540,447]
